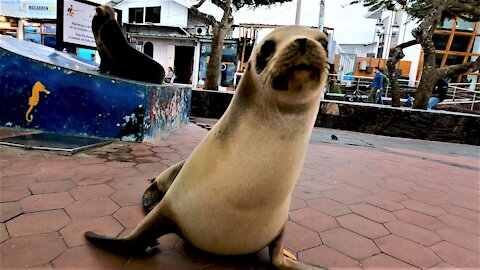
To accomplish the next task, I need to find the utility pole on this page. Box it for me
[318,0,325,31]
[295,0,301,25]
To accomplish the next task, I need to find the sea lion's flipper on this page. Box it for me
[84,231,157,256]
[85,206,176,256]
[143,160,186,213]
[268,228,328,270]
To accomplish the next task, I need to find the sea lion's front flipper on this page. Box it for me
[268,227,328,270]
[143,160,186,213]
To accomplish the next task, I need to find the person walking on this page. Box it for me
[427,78,448,111]
[367,66,384,104]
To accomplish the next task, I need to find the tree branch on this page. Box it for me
[211,0,229,11]
[449,1,480,19]
[440,57,480,78]
[190,0,218,26]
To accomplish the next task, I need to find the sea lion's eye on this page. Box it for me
[255,40,276,74]
[317,38,329,57]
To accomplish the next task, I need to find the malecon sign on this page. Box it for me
[0,0,57,19]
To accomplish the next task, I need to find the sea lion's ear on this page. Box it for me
[255,40,276,74]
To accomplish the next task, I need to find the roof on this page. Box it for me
[238,23,334,31]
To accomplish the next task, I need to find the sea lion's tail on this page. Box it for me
[84,231,157,255]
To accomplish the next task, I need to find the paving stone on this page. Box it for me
[435,227,480,252]
[322,189,364,205]
[444,205,479,221]
[384,220,441,246]
[110,185,149,207]
[407,191,449,208]
[6,209,70,237]
[429,262,461,269]
[34,168,76,182]
[401,200,447,217]
[298,180,334,192]
[0,223,8,243]
[289,208,338,233]
[65,198,119,220]
[337,214,389,239]
[52,245,128,269]
[350,203,396,223]
[289,197,307,210]
[307,197,352,217]
[123,250,198,270]
[0,174,36,188]
[298,245,362,269]
[361,253,414,269]
[113,205,145,228]
[364,195,404,211]
[0,186,31,202]
[69,184,115,200]
[393,209,445,230]
[377,181,414,194]
[375,234,441,269]
[283,221,322,252]
[437,214,479,235]
[320,227,380,260]
[431,241,480,269]
[0,232,66,268]
[0,202,22,222]
[28,180,75,194]
[370,187,409,202]
[60,216,124,247]
[19,192,74,212]
[73,175,114,186]
[292,185,324,200]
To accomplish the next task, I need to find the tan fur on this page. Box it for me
[86,26,328,268]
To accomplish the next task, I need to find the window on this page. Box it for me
[23,22,56,48]
[145,6,160,23]
[445,55,466,66]
[129,8,144,23]
[455,18,475,33]
[437,18,455,31]
[435,54,444,67]
[450,35,471,52]
[432,34,449,51]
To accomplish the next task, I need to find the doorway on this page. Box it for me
[174,46,194,84]
[144,42,154,58]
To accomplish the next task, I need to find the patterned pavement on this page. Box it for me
[0,124,479,269]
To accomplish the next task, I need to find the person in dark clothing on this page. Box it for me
[367,66,384,104]
[428,78,448,110]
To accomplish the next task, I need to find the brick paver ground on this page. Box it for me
[1,124,479,269]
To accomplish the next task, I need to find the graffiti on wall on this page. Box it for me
[25,81,50,123]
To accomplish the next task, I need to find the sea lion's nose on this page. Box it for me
[296,38,307,54]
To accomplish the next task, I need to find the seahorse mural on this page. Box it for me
[26,81,50,123]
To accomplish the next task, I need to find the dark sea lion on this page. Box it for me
[92,5,165,84]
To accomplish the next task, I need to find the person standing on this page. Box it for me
[427,78,449,111]
[367,66,384,104]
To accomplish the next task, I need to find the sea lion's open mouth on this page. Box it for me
[272,64,321,91]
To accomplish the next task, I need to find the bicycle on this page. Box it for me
[344,89,369,102]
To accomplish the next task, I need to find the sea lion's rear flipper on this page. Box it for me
[268,227,328,270]
[143,160,186,213]
[86,207,177,256]
[84,231,157,256]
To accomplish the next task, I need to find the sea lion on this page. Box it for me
[91,5,165,84]
[85,25,329,269]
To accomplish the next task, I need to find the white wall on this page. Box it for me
[114,0,188,26]
[136,37,196,75]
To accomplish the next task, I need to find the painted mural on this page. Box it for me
[0,36,191,141]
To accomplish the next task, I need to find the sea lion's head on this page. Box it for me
[92,5,116,37]
[243,26,329,113]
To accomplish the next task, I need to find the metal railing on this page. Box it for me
[328,74,480,109]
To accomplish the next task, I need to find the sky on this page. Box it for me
[232,0,378,44]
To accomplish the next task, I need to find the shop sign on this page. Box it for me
[0,0,56,19]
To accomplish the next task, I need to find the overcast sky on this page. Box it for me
[233,0,378,44]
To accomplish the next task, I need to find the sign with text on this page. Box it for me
[63,0,96,48]
[0,0,57,19]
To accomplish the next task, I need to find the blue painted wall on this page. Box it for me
[0,36,190,141]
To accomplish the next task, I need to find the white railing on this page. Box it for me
[328,74,479,109]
